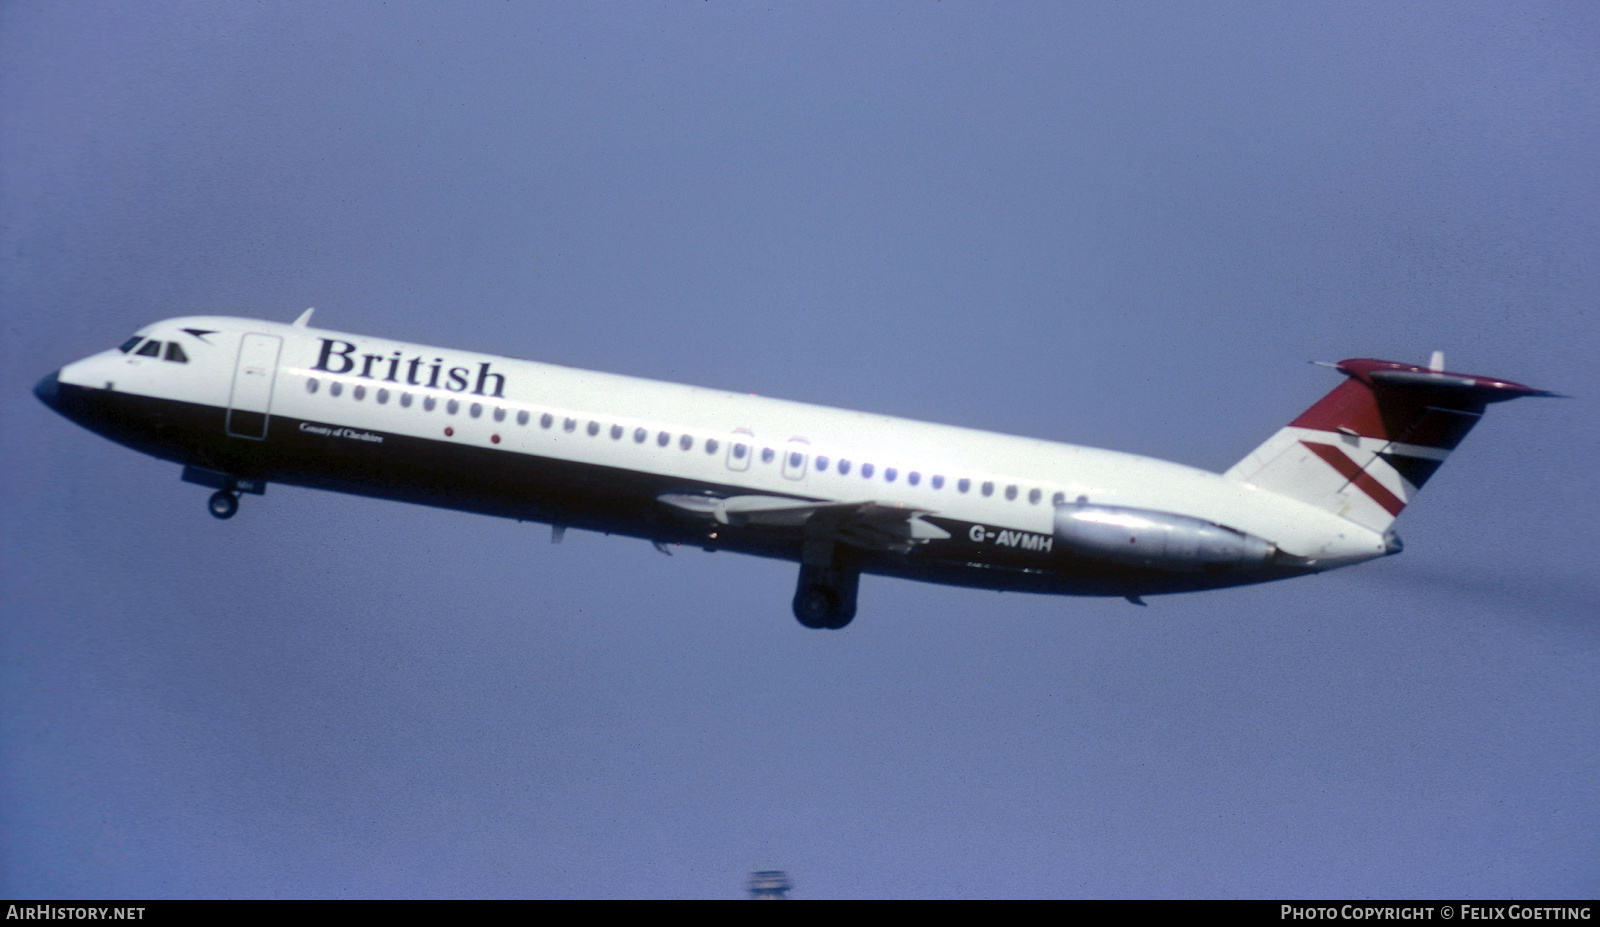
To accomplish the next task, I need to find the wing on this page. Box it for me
[657,492,950,554]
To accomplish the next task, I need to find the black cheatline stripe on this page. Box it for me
[48,383,1314,597]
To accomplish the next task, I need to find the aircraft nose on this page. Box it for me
[33,370,61,410]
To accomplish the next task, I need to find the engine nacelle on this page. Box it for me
[1053,502,1277,572]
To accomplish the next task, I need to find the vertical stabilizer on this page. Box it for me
[1225,358,1553,534]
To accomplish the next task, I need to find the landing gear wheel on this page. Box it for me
[793,586,838,629]
[792,563,859,629]
[208,490,239,520]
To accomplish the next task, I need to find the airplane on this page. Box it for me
[33,309,1554,629]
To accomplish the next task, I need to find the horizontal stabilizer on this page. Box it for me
[1335,358,1556,402]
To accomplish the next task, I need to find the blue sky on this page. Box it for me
[2,2,1596,898]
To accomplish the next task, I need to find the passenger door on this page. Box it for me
[226,333,282,440]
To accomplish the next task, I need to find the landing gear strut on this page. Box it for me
[208,490,239,519]
[792,561,859,630]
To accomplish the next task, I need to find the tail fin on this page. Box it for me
[1225,356,1555,534]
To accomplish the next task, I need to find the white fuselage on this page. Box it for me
[42,316,1392,618]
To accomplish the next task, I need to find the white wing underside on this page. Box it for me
[657,492,950,554]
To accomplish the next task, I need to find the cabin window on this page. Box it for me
[494,407,506,422]
[119,337,144,354]
[958,478,970,493]
[136,340,161,358]
[306,378,319,394]
[908,472,920,486]
[982,481,994,497]
[423,395,435,411]
[401,393,413,408]
[611,424,623,440]
[884,467,897,483]
[658,431,671,447]
[838,459,851,475]
[470,403,482,418]
[815,456,829,472]
[541,413,553,428]
[681,434,694,451]
[587,421,600,436]
[377,388,389,404]
[1029,488,1041,505]
[733,443,748,460]
[447,399,460,415]
[861,463,875,478]
[705,438,719,454]
[564,418,577,432]
[164,342,188,363]
[1052,492,1065,506]
[1005,484,1017,501]
[353,385,366,401]
[789,451,803,468]
[330,382,344,397]
[517,410,529,425]
[761,448,775,464]
[932,475,944,489]
[634,427,647,443]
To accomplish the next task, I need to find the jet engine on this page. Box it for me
[1052,501,1277,572]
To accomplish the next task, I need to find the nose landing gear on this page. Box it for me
[182,465,264,520]
[207,490,239,519]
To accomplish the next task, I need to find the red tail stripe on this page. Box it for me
[1290,379,1483,449]
[1301,441,1406,517]
[1290,379,1388,438]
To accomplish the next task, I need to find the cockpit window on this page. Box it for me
[164,342,188,363]
[135,340,161,357]
[119,337,144,354]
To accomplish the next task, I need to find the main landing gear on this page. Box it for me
[792,561,859,630]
